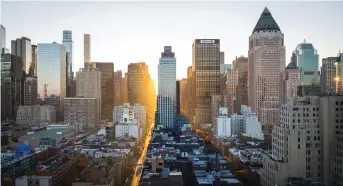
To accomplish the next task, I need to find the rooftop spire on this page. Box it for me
[263,7,270,14]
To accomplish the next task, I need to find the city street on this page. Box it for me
[130,123,154,186]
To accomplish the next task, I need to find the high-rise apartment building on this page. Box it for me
[320,57,337,95]
[31,45,37,77]
[192,39,220,128]
[284,61,303,103]
[11,37,32,74]
[225,69,239,114]
[293,41,319,85]
[320,96,343,186]
[76,64,101,121]
[248,7,285,134]
[157,46,176,129]
[64,98,97,132]
[37,42,66,121]
[232,56,248,112]
[261,97,322,186]
[114,70,122,106]
[24,77,37,105]
[62,30,74,97]
[93,62,114,119]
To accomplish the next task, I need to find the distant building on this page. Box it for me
[215,107,231,137]
[293,40,319,85]
[76,64,101,121]
[113,70,122,106]
[335,54,343,94]
[0,25,6,50]
[62,30,74,97]
[37,42,66,121]
[11,37,32,74]
[231,105,263,140]
[31,45,37,76]
[225,69,239,114]
[64,98,98,133]
[24,77,37,105]
[232,56,248,112]
[16,105,56,127]
[320,57,337,94]
[297,84,321,97]
[83,34,91,63]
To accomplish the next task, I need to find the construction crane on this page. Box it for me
[44,84,48,99]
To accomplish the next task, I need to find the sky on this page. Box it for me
[1,1,343,80]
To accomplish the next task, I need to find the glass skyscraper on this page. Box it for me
[11,37,32,74]
[292,40,319,85]
[37,42,66,121]
[158,46,176,129]
[0,25,6,50]
[62,30,73,97]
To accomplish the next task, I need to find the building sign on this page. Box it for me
[200,40,215,44]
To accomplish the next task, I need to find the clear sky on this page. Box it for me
[1,1,342,80]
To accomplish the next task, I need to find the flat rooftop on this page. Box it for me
[21,127,74,139]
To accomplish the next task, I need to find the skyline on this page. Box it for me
[1,1,343,79]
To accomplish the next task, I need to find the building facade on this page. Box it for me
[226,69,239,114]
[320,57,337,94]
[37,42,66,121]
[248,8,285,134]
[232,56,248,112]
[64,98,97,133]
[31,45,37,76]
[113,70,122,106]
[158,46,176,129]
[113,102,146,130]
[114,103,141,141]
[62,30,74,97]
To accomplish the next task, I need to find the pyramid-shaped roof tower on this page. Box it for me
[252,7,281,34]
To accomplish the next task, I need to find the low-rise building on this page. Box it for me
[15,175,53,186]
[215,107,231,138]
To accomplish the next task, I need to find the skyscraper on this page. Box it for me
[293,41,319,85]
[232,56,248,112]
[84,34,91,64]
[128,62,149,105]
[157,46,176,129]
[0,25,6,50]
[248,7,285,134]
[37,42,66,121]
[31,45,37,77]
[225,69,239,114]
[192,39,220,128]
[76,63,102,121]
[93,62,114,119]
[11,37,32,74]
[62,30,74,97]
[113,70,122,106]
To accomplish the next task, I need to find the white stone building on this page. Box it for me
[113,102,146,129]
[16,105,56,127]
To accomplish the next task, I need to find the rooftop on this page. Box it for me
[21,127,74,139]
